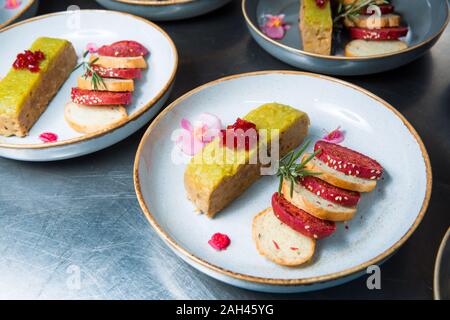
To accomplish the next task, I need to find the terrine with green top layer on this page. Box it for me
[184,103,310,217]
[0,37,77,137]
[300,0,333,55]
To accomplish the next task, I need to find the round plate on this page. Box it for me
[434,227,450,300]
[95,0,232,21]
[242,0,449,76]
[134,71,431,293]
[0,10,177,161]
[0,0,39,30]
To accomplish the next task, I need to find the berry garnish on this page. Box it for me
[13,50,45,73]
[39,132,58,143]
[221,118,258,151]
[208,233,231,251]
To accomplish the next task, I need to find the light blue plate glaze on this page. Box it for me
[134,71,432,293]
[243,0,449,75]
[96,0,232,21]
[0,0,38,30]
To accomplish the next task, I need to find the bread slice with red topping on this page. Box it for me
[350,26,408,40]
[282,179,357,221]
[272,192,336,239]
[89,55,147,69]
[253,208,316,267]
[71,88,132,106]
[303,154,377,192]
[91,65,142,79]
[344,13,401,29]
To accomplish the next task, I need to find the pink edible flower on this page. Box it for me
[208,233,231,251]
[321,127,345,144]
[175,113,222,156]
[261,14,290,40]
[39,132,58,143]
[5,0,21,9]
[86,42,98,54]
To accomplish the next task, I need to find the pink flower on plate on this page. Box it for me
[321,127,345,144]
[86,42,98,54]
[174,113,222,156]
[5,0,21,9]
[261,14,291,40]
[39,132,58,143]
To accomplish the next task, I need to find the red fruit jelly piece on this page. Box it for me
[39,132,58,143]
[208,233,231,251]
[13,50,45,73]
[221,118,258,151]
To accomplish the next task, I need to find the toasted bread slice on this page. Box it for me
[89,55,147,69]
[344,14,401,29]
[253,208,315,267]
[64,102,128,134]
[303,154,377,192]
[282,180,356,221]
[341,0,385,4]
[345,39,407,57]
[77,77,134,92]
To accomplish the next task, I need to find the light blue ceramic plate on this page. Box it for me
[95,0,232,21]
[242,0,449,75]
[0,10,177,161]
[134,71,432,293]
[0,0,38,30]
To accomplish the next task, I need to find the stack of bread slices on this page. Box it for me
[253,140,383,266]
[343,0,409,57]
[65,41,149,133]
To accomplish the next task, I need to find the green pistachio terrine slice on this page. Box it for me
[184,103,310,217]
[300,0,333,55]
[0,37,77,137]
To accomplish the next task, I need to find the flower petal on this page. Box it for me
[322,127,345,144]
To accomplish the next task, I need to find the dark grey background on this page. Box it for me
[0,0,449,299]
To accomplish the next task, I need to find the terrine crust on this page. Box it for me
[0,38,77,137]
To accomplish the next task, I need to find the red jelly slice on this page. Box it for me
[91,65,142,79]
[71,88,132,106]
[314,140,383,180]
[13,50,45,73]
[272,192,336,240]
[350,27,409,40]
[299,176,360,207]
[97,40,149,57]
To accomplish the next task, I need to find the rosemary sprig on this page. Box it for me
[73,50,106,91]
[276,140,322,198]
[333,0,389,23]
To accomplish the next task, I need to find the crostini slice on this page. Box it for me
[77,76,134,92]
[184,103,310,217]
[253,208,316,267]
[350,26,408,40]
[64,102,127,134]
[344,13,401,29]
[71,88,132,106]
[345,39,407,57]
[303,154,377,192]
[89,55,147,69]
[282,179,357,221]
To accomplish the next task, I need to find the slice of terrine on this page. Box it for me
[300,0,333,55]
[0,37,77,137]
[184,103,310,217]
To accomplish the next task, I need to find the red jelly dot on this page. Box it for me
[208,233,231,251]
[39,132,58,143]
[221,118,258,151]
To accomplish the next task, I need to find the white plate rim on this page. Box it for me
[0,0,37,30]
[241,0,450,61]
[433,227,450,300]
[133,70,432,286]
[0,9,178,150]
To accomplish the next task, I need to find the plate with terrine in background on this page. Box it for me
[95,0,232,21]
[242,0,449,75]
[0,10,177,161]
[0,0,39,30]
[134,70,431,293]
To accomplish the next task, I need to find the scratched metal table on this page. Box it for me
[1,0,449,300]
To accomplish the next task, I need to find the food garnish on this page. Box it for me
[13,50,45,73]
[39,132,58,143]
[260,14,290,40]
[276,140,321,197]
[208,233,231,251]
[5,0,21,9]
[73,51,106,91]
[321,126,345,144]
[220,118,258,151]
